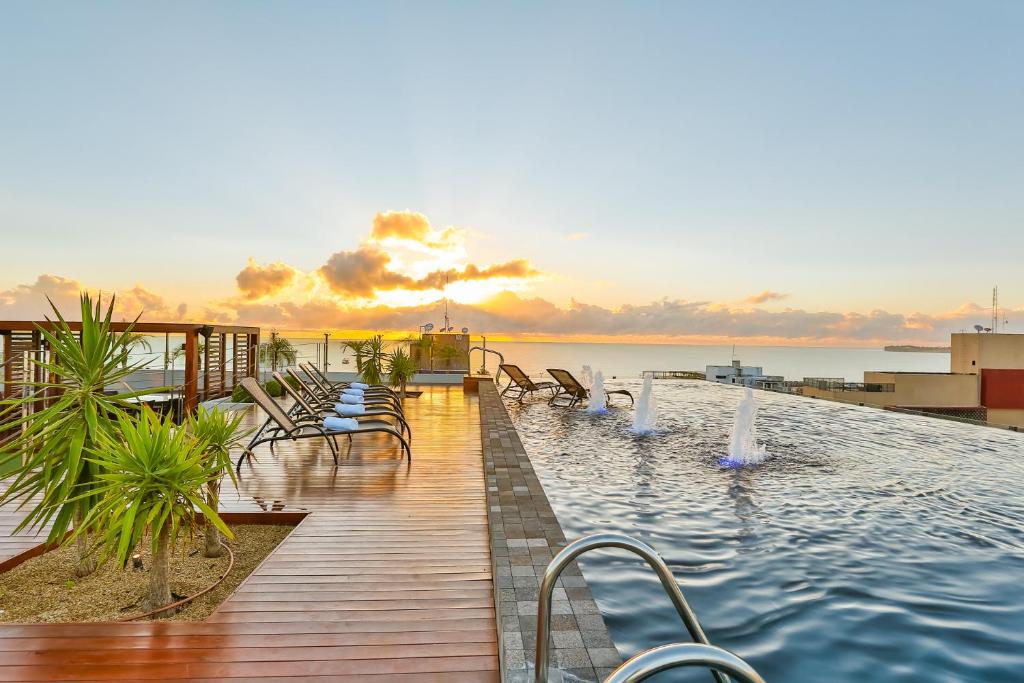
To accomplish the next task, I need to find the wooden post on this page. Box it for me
[1,332,9,399]
[231,334,239,390]
[183,331,198,415]
[247,333,259,379]
[219,333,226,397]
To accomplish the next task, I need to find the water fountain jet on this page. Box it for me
[720,387,767,467]
[630,375,659,434]
[586,370,608,413]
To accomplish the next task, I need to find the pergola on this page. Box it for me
[0,321,260,414]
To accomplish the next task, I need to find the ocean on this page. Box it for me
[126,335,951,383]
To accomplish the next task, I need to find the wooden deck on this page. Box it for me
[0,386,499,681]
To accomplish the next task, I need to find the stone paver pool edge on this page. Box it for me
[479,381,622,683]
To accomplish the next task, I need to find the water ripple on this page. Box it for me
[509,380,1024,682]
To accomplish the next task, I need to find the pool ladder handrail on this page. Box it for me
[468,345,505,382]
[604,642,766,683]
[534,532,732,683]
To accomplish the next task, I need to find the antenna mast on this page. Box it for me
[444,274,450,332]
[992,286,999,333]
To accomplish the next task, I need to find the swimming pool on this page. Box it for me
[506,380,1024,681]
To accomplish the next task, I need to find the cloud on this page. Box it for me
[564,232,591,241]
[218,289,1024,345]
[370,211,461,248]
[318,245,539,297]
[6,271,1014,345]
[235,258,300,299]
[745,290,789,304]
[319,247,417,297]
[0,274,186,321]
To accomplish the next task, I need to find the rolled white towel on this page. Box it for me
[335,403,365,416]
[323,416,359,432]
[351,382,370,390]
[339,394,364,405]
[342,387,364,396]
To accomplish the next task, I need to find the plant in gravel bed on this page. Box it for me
[0,293,157,577]
[386,347,417,398]
[74,408,233,614]
[187,407,251,558]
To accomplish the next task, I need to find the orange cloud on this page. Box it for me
[318,246,539,297]
[0,274,186,321]
[235,258,299,299]
[370,210,460,248]
[745,290,789,304]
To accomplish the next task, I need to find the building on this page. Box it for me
[706,359,783,388]
[802,332,1024,429]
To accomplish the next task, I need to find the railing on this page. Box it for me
[642,370,705,380]
[469,345,505,382]
[604,643,765,683]
[535,533,730,683]
[804,378,895,392]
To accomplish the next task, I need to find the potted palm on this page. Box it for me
[386,347,417,398]
[343,340,369,374]
[0,293,156,576]
[258,335,297,374]
[187,407,250,558]
[359,335,387,385]
[76,408,233,613]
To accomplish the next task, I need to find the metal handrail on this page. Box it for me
[535,533,728,683]
[468,346,505,382]
[603,643,765,683]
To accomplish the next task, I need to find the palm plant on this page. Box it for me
[75,408,232,613]
[359,335,387,385]
[169,341,205,371]
[343,340,369,374]
[386,347,417,398]
[0,293,155,576]
[259,336,297,373]
[121,333,152,368]
[186,407,250,558]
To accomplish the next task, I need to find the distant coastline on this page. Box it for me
[884,345,951,353]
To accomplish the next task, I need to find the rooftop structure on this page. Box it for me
[706,359,782,389]
[0,321,260,414]
[802,332,1024,429]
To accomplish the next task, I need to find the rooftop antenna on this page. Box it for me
[443,274,450,333]
[992,286,999,333]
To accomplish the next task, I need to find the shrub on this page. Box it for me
[231,383,254,403]
[264,379,283,397]
[77,408,232,612]
[0,293,157,577]
[284,374,301,391]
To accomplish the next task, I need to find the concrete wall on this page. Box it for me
[951,333,1024,374]
[987,409,1024,428]
[804,372,978,408]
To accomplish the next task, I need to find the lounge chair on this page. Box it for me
[546,368,635,408]
[298,365,403,413]
[279,370,411,439]
[288,367,403,412]
[499,364,558,402]
[301,362,399,399]
[236,377,410,472]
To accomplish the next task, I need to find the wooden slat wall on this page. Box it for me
[0,386,499,681]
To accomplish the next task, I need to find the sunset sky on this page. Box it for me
[2,2,1021,345]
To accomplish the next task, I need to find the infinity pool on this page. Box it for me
[506,380,1024,682]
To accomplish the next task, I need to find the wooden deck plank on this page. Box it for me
[0,386,499,681]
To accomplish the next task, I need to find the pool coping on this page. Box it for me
[479,381,621,682]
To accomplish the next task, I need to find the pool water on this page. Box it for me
[506,380,1024,682]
